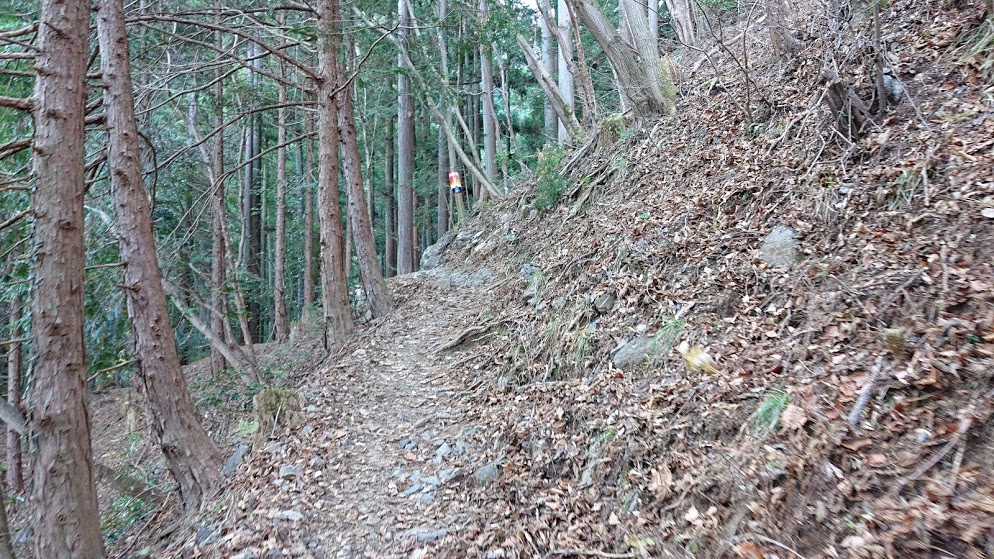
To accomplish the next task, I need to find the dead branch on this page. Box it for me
[0,96,33,111]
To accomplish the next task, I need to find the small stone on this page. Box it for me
[417,493,435,505]
[593,292,617,314]
[222,444,249,477]
[474,462,501,485]
[417,529,446,542]
[195,525,219,545]
[399,438,417,451]
[421,476,440,487]
[273,510,303,522]
[401,483,423,497]
[434,442,452,464]
[278,464,303,480]
[439,467,463,483]
[759,226,800,267]
[309,456,326,468]
[611,337,654,369]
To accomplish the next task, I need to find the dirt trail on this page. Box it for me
[196,269,498,559]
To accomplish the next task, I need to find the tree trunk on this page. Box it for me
[384,116,397,277]
[396,0,417,274]
[437,120,449,239]
[569,0,676,117]
[765,0,798,59]
[648,0,659,47]
[303,114,316,312]
[517,35,584,140]
[437,0,452,237]
[557,0,575,144]
[5,296,23,495]
[337,51,395,318]
[210,0,229,374]
[0,481,13,559]
[98,0,224,511]
[480,0,498,185]
[317,0,355,349]
[663,0,696,46]
[541,4,557,141]
[30,0,107,554]
[620,0,674,112]
[273,67,290,342]
[540,0,597,129]
[239,42,263,344]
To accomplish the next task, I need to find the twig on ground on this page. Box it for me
[896,407,975,493]
[848,358,884,427]
[543,549,635,559]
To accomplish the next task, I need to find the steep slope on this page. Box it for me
[413,1,994,557]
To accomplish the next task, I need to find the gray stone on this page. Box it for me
[401,483,423,497]
[401,527,448,542]
[417,493,435,505]
[273,510,303,522]
[421,475,440,487]
[399,438,417,451]
[520,263,540,281]
[593,292,617,314]
[474,462,501,485]
[439,467,463,483]
[611,337,654,368]
[883,73,904,104]
[222,443,249,477]
[309,455,325,468]
[759,226,800,267]
[278,464,303,480]
[433,442,452,464]
[421,232,454,270]
[195,525,219,545]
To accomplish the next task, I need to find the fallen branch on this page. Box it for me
[543,549,635,559]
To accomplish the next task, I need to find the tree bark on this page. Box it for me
[765,0,798,59]
[383,116,397,277]
[663,0,696,46]
[396,0,416,275]
[557,0,575,144]
[210,0,229,374]
[517,35,584,140]
[29,0,107,554]
[303,114,316,312]
[317,0,355,349]
[239,41,264,343]
[336,44,395,319]
[569,0,676,117]
[0,481,13,559]
[5,296,23,495]
[437,118,450,239]
[540,4,557,141]
[98,0,223,511]
[479,0,498,186]
[273,65,291,342]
